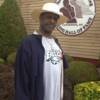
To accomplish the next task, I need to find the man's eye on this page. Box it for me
[47,16,58,21]
[54,17,58,21]
[47,16,52,19]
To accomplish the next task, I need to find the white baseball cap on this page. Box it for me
[41,3,63,16]
[32,3,66,24]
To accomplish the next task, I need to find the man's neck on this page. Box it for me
[37,29,52,38]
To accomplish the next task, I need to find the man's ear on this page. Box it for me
[39,12,45,19]
[57,16,68,25]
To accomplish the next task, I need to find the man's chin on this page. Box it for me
[47,28,55,32]
[45,29,53,33]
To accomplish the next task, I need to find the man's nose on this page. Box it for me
[50,18,56,23]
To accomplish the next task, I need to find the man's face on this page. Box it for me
[39,12,59,35]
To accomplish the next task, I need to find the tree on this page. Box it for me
[0,0,26,60]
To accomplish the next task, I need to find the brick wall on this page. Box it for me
[16,0,100,59]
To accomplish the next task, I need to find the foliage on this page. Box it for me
[74,81,100,100]
[0,0,26,60]
[64,61,99,85]
[7,52,16,64]
[96,53,100,68]
[65,54,74,63]
[0,58,5,64]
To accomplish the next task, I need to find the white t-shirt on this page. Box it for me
[42,36,63,100]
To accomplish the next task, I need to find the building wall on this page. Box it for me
[17,0,100,59]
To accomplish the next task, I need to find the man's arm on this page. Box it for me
[15,40,34,100]
[63,55,69,69]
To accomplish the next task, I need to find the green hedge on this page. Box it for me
[7,52,16,64]
[0,0,26,60]
[64,61,99,85]
[65,54,74,63]
[0,58,5,64]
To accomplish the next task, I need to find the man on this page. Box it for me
[15,3,68,100]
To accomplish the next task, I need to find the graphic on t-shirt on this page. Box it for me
[46,49,62,65]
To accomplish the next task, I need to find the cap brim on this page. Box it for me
[31,8,68,24]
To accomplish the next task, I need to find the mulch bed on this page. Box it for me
[0,64,14,100]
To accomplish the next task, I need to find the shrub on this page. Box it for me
[7,52,16,65]
[65,54,74,63]
[0,0,26,60]
[64,61,99,85]
[96,53,100,68]
[0,58,5,64]
[74,81,100,100]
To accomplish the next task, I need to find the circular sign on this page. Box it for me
[56,0,96,36]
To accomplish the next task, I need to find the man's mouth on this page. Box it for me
[46,24,56,29]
